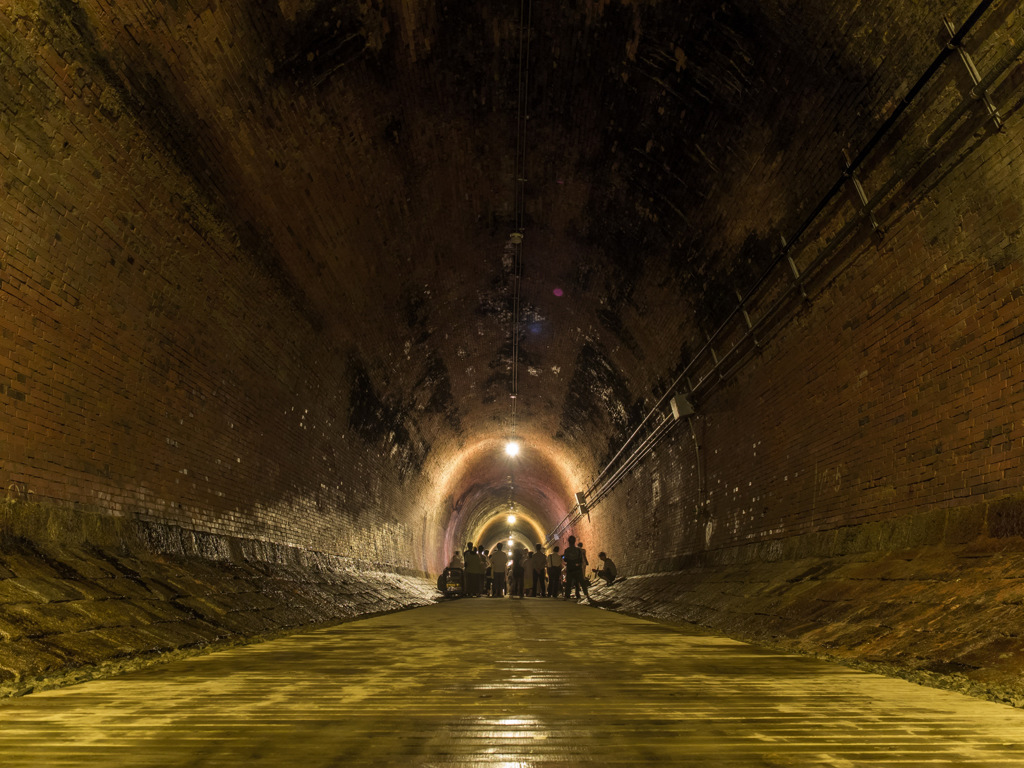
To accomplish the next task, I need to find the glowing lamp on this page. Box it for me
[505,441,520,457]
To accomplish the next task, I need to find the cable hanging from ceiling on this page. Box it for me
[506,0,532,454]
[502,0,533,527]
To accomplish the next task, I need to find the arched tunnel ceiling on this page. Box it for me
[440,437,575,549]
[53,0,924,538]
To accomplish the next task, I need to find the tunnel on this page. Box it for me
[4,0,1024,763]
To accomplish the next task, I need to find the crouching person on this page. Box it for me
[596,552,617,586]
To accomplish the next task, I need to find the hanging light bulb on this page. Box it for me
[505,440,520,457]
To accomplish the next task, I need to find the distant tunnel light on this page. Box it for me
[505,440,520,457]
[507,514,516,524]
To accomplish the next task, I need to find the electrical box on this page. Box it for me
[670,393,694,420]
[575,491,589,515]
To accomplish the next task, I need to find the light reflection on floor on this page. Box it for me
[0,599,1023,766]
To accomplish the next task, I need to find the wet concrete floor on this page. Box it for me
[1,598,1023,766]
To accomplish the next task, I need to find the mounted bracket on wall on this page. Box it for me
[735,288,761,349]
[943,15,1003,131]
[842,149,884,242]
[782,235,810,301]
[669,393,694,420]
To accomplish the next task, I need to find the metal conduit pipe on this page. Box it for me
[670,0,998,399]
[580,0,997,506]
[588,417,676,507]
[738,0,996,310]
[694,21,1024,403]
[547,414,679,541]
[549,409,687,539]
[549,0,1007,539]
[550,421,675,538]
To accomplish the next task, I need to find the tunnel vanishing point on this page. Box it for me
[5,0,1024,756]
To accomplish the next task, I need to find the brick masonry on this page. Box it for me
[591,497,1024,706]
[0,4,442,576]
[0,2,450,689]
[558,3,1024,702]
[577,16,1024,569]
[0,500,437,697]
[5,0,1024,702]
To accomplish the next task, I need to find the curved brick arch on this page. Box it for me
[4,0,1024,702]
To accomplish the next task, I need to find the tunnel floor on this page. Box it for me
[1,599,1023,767]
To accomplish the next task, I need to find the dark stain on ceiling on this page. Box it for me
[26,0,910,527]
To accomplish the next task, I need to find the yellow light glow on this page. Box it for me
[505,440,520,457]
[507,514,516,524]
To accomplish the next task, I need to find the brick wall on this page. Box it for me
[6,0,1024,699]
[5,0,1023,578]
[564,1,1024,574]
[0,501,436,697]
[0,6,438,575]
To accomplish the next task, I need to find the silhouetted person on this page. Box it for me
[523,545,535,596]
[448,550,463,569]
[475,546,488,596]
[483,548,493,595]
[464,541,485,596]
[530,544,547,597]
[462,542,475,595]
[546,545,562,597]
[596,551,617,586]
[562,535,588,600]
[489,543,508,597]
[511,547,526,598]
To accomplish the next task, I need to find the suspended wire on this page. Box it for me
[509,239,523,438]
[514,0,532,235]
[503,0,532,526]
[508,0,532,440]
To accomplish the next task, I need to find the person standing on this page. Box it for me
[489,543,508,597]
[477,547,490,596]
[464,542,485,596]
[523,545,534,596]
[530,544,547,597]
[462,541,476,595]
[482,548,493,596]
[511,546,526,598]
[577,541,590,583]
[546,546,562,597]
[562,535,588,600]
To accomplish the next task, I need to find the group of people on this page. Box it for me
[447,535,617,599]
